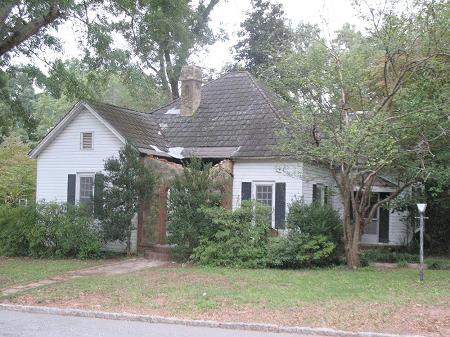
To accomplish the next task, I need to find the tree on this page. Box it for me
[104,0,220,98]
[232,0,294,72]
[0,136,36,205]
[97,143,155,256]
[261,0,449,268]
[167,158,222,261]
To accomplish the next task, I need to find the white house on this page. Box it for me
[30,65,409,253]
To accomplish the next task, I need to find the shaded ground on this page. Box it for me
[3,265,449,336]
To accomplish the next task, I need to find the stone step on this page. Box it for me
[144,245,173,261]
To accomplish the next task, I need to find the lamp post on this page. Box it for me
[416,203,427,282]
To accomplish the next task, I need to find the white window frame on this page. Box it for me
[80,132,94,150]
[252,181,275,228]
[363,193,380,237]
[76,173,95,203]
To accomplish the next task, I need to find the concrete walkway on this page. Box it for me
[1,258,166,296]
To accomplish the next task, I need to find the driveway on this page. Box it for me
[0,310,316,337]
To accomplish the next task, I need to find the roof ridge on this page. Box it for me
[85,100,150,116]
[244,72,283,120]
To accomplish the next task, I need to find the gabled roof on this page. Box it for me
[31,71,289,160]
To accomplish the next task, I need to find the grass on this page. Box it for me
[0,257,103,289]
[4,265,450,335]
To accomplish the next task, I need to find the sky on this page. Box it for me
[24,0,365,74]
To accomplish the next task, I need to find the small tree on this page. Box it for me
[167,158,222,261]
[97,143,154,256]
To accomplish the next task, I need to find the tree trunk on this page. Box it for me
[126,224,132,257]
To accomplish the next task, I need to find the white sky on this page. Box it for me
[23,0,365,73]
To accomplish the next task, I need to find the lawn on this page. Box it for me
[3,265,449,336]
[0,257,103,289]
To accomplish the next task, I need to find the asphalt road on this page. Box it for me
[0,310,312,337]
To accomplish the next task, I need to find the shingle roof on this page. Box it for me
[86,101,168,151]
[87,71,288,159]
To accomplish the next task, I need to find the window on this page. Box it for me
[313,184,331,205]
[81,132,93,150]
[364,193,379,235]
[255,183,274,225]
[78,174,94,204]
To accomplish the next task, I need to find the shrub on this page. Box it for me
[0,205,36,256]
[267,233,336,268]
[359,248,419,264]
[287,200,342,244]
[192,201,272,268]
[30,202,102,259]
[167,158,222,261]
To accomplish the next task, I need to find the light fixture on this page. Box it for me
[417,203,427,213]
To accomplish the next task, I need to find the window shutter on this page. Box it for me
[312,184,318,203]
[67,174,76,204]
[275,183,286,229]
[324,186,329,205]
[94,173,104,218]
[241,182,252,201]
[379,193,390,243]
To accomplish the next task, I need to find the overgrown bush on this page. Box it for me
[192,201,272,268]
[167,158,222,261]
[0,203,102,259]
[287,200,342,244]
[30,203,102,258]
[267,233,336,268]
[359,248,419,266]
[0,205,36,256]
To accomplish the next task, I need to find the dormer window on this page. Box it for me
[81,132,93,150]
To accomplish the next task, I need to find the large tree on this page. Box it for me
[105,0,220,98]
[232,0,293,72]
[261,0,449,268]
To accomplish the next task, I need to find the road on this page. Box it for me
[0,310,315,337]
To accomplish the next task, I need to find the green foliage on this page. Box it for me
[0,136,36,205]
[98,143,155,255]
[287,200,342,245]
[266,201,342,269]
[0,203,102,259]
[192,201,272,268]
[167,158,222,261]
[0,205,35,256]
[267,234,336,269]
[359,249,419,265]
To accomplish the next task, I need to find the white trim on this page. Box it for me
[83,103,126,144]
[252,181,275,228]
[75,172,95,203]
[29,102,125,159]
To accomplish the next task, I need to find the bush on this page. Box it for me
[0,202,102,259]
[267,233,336,268]
[30,203,102,258]
[167,158,222,261]
[287,200,342,244]
[0,205,36,256]
[192,201,271,268]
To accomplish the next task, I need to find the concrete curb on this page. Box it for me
[0,304,424,337]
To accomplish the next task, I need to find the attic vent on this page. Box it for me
[81,132,93,149]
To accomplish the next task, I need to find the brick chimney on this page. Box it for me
[180,65,202,116]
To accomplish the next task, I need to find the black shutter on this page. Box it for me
[241,182,252,201]
[324,186,329,205]
[379,193,390,243]
[275,183,286,229]
[312,184,318,203]
[67,174,76,204]
[94,173,104,218]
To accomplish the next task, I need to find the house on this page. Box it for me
[29,65,408,253]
